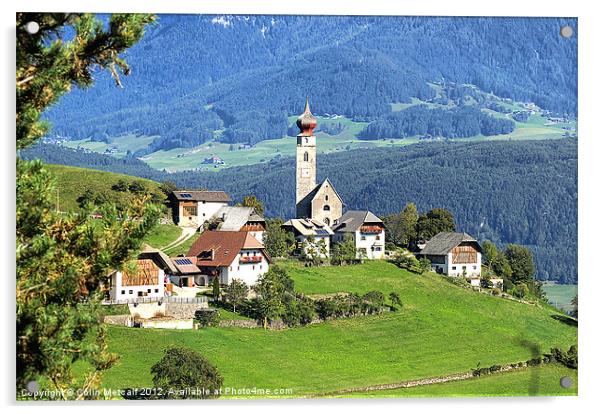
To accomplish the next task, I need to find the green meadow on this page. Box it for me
[344,363,577,398]
[45,164,165,211]
[96,261,576,397]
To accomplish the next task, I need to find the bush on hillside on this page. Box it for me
[151,347,223,399]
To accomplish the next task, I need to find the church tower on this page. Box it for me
[295,98,317,204]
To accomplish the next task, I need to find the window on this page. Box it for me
[237,266,240,271]
[325,195,329,201]
[375,247,382,251]
[252,265,255,270]
[376,235,381,240]
[260,265,262,269]
[473,265,477,270]
[129,290,133,294]
[462,266,467,270]
[323,205,330,211]
[361,236,366,241]
[324,218,330,225]
[121,290,125,295]
[183,205,197,216]
[155,289,159,293]
[147,289,151,293]
[304,137,308,144]
[304,152,309,162]
[230,266,232,271]
[452,266,456,271]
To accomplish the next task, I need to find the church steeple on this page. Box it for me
[296,96,317,136]
[295,98,317,205]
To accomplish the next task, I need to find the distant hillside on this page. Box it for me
[45,164,165,211]
[43,15,577,154]
[26,139,578,283]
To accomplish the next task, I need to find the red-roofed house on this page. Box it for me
[187,231,271,286]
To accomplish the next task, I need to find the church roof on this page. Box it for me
[332,210,383,233]
[419,232,481,255]
[296,178,344,218]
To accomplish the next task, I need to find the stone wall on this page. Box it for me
[103,315,132,326]
[165,302,208,319]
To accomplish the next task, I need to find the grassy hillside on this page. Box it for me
[344,363,577,398]
[94,261,575,397]
[46,164,165,212]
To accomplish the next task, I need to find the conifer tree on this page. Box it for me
[16,13,156,398]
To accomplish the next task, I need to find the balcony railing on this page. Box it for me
[102,296,208,305]
[360,226,383,234]
[240,256,262,263]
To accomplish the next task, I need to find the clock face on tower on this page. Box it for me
[301,168,311,178]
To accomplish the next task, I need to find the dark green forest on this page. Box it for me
[43,15,577,150]
[359,105,515,140]
[22,139,578,283]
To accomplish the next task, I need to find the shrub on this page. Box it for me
[194,309,220,328]
[282,296,317,327]
[389,292,403,309]
[511,283,529,299]
[491,288,502,296]
[418,257,431,274]
[151,347,223,399]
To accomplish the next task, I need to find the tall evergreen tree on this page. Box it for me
[16,13,156,397]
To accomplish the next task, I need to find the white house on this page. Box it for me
[282,218,334,258]
[332,210,386,260]
[213,206,266,243]
[170,190,230,227]
[187,230,271,286]
[108,258,166,301]
[418,232,483,281]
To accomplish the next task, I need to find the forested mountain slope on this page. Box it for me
[44,15,577,151]
[22,139,578,283]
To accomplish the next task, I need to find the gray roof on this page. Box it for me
[332,210,382,233]
[296,178,344,218]
[215,206,265,231]
[171,190,230,202]
[140,244,179,275]
[419,232,481,255]
[282,218,334,237]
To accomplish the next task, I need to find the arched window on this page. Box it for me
[303,152,309,162]
[323,205,331,211]
[325,194,329,201]
[305,137,309,144]
[324,218,330,225]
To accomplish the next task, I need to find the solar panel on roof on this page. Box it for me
[180,193,192,198]
[175,258,193,265]
[315,229,330,236]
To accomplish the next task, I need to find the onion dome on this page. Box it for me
[296,97,317,136]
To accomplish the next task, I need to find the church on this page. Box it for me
[294,98,344,226]
[288,99,386,260]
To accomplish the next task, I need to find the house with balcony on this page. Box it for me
[332,210,386,260]
[417,232,484,285]
[169,190,230,227]
[187,230,271,286]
